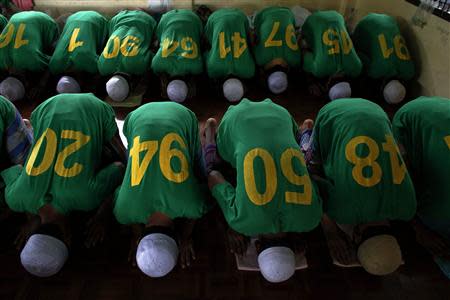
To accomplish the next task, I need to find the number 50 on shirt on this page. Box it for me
[243,147,312,206]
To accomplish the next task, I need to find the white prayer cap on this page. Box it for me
[148,0,172,13]
[20,234,68,277]
[383,80,406,104]
[357,235,402,276]
[257,246,296,283]
[56,76,81,94]
[136,233,179,278]
[167,79,188,103]
[291,6,312,28]
[0,77,25,102]
[328,81,352,100]
[106,75,129,102]
[223,78,244,102]
[267,71,288,94]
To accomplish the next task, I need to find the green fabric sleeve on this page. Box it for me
[211,181,236,214]
[0,164,22,186]
[90,163,124,198]
[103,103,118,142]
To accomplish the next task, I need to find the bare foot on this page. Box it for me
[301,119,314,132]
[204,118,217,145]
[227,227,249,256]
[23,119,31,130]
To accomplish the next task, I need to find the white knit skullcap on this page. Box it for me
[357,235,402,276]
[257,246,296,283]
[20,234,68,277]
[148,0,172,13]
[383,80,406,104]
[136,233,179,278]
[291,6,312,28]
[56,76,81,94]
[0,77,25,102]
[267,71,288,94]
[223,78,244,102]
[167,79,188,103]
[328,81,352,100]
[106,75,129,102]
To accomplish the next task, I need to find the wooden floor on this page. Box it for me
[1,74,449,300]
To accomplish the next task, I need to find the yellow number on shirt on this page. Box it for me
[340,30,353,54]
[161,37,198,59]
[129,136,158,187]
[393,35,411,61]
[280,148,312,204]
[264,22,299,50]
[346,135,408,187]
[219,32,231,58]
[159,133,189,183]
[285,24,298,51]
[120,35,140,57]
[161,38,179,58]
[180,37,198,59]
[68,28,84,52]
[54,130,91,178]
[322,29,353,55]
[14,24,28,49]
[219,32,248,59]
[243,147,312,206]
[26,129,91,177]
[378,34,411,61]
[129,133,190,187]
[382,135,407,184]
[243,148,277,206]
[0,24,14,48]
[103,35,140,59]
[265,22,283,47]
[322,29,340,55]
[0,23,28,49]
[102,36,120,59]
[232,32,248,58]
[26,128,58,176]
[345,136,382,187]
[445,136,450,150]
[378,34,394,59]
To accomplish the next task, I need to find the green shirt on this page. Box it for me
[49,11,107,74]
[0,14,7,31]
[213,99,322,236]
[0,95,16,208]
[204,8,255,79]
[392,97,450,221]
[313,98,416,224]
[151,9,203,77]
[303,11,362,78]
[0,11,58,72]
[1,93,123,215]
[353,13,415,80]
[114,102,209,225]
[98,10,157,76]
[253,7,301,68]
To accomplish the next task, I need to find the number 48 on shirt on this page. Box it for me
[345,135,407,187]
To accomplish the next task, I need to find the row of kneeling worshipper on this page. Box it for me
[0,92,449,282]
[0,6,414,105]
